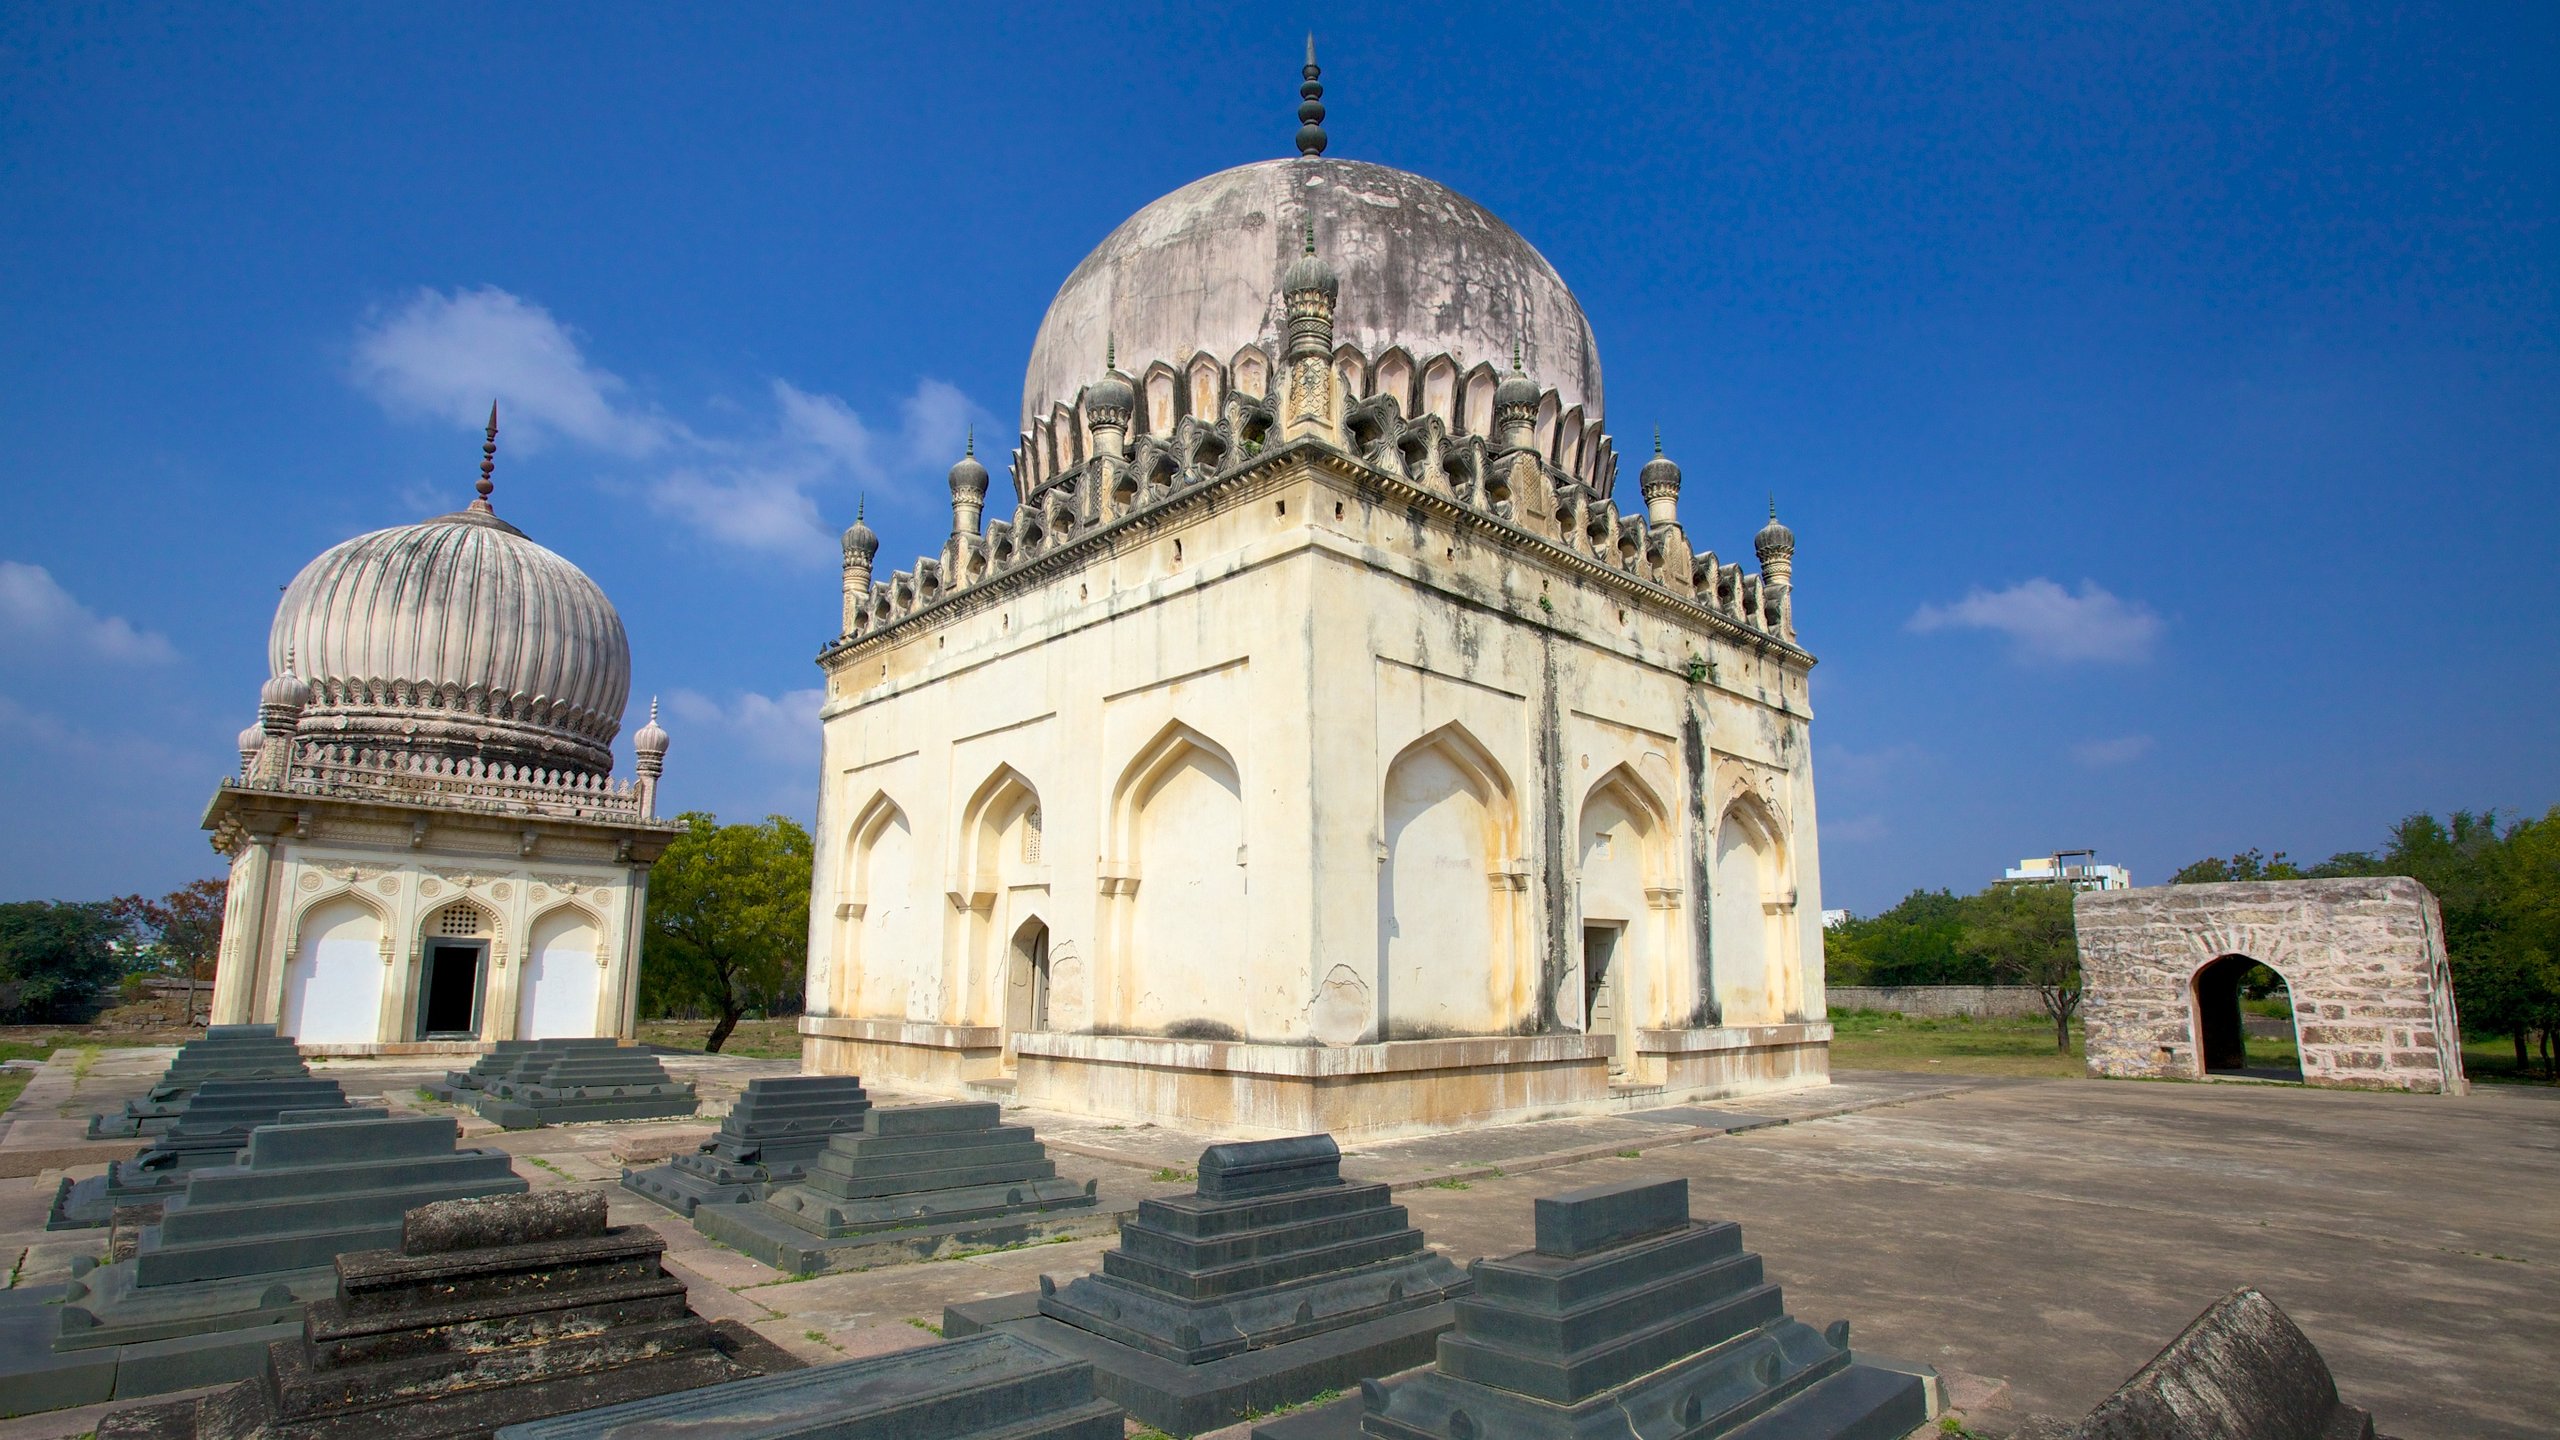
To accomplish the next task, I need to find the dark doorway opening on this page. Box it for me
[1584,924,1627,1080]
[2193,953,2301,1082]
[1003,918,1050,1072]
[419,940,486,1038]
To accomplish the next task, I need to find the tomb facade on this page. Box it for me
[620,1074,873,1216]
[2077,878,2467,1092]
[802,61,1832,1137]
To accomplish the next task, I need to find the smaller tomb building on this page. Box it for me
[2076,877,2467,1093]
[202,414,677,1055]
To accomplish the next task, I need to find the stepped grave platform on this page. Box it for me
[53,1079,355,1230]
[1268,1176,1929,1440]
[948,1133,1471,1436]
[488,1331,1123,1440]
[620,1074,872,1217]
[472,1042,698,1130]
[692,1101,1106,1275]
[0,1111,526,1417]
[88,1027,312,1141]
[96,1189,801,1440]
[422,1042,541,1104]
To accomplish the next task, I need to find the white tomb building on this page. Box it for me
[800,60,1833,1137]
[203,412,678,1055]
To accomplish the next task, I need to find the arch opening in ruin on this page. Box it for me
[2192,952,2302,1082]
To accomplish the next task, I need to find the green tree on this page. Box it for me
[641,812,813,1053]
[113,877,227,1027]
[1960,883,2082,1052]
[0,900,133,1023]
[1824,889,1989,986]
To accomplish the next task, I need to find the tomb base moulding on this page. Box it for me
[798,1018,1005,1090]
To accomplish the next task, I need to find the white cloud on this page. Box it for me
[1818,742,1924,789]
[665,687,824,769]
[0,694,193,774]
[2071,734,2157,767]
[1908,578,2162,663]
[352,285,674,456]
[0,562,178,664]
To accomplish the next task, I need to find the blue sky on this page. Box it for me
[3,3,2553,914]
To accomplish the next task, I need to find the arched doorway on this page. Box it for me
[1003,917,1050,1071]
[417,899,492,1040]
[2193,953,2302,1081]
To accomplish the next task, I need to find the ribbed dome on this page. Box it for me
[1025,157,1600,431]
[268,501,631,776]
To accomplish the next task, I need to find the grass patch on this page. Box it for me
[70,1047,100,1080]
[1149,1167,1195,1184]
[1423,1177,1470,1191]
[906,1317,942,1336]
[2461,1034,2559,1086]
[1615,1149,1642,1159]
[0,1034,97,1066]
[1826,1009,2088,1078]
[633,1018,802,1059]
[0,1071,32,1115]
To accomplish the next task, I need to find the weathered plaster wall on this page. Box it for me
[2077,878,2466,1094]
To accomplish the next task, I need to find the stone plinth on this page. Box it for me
[0,1112,530,1417]
[88,1027,311,1141]
[53,1080,355,1230]
[423,1042,540,1104]
[620,1075,872,1217]
[472,1042,698,1129]
[487,1332,1123,1440]
[691,1102,1103,1274]
[1352,1177,1927,1440]
[2077,879,2467,1093]
[98,1190,800,1440]
[948,1134,1471,1435]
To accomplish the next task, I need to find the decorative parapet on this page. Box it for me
[827,335,1800,659]
[248,742,654,823]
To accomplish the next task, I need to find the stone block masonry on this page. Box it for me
[2077,878,2466,1093]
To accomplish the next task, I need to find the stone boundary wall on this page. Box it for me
[2076,877,2466,1094]
[1827,986,2048,1019]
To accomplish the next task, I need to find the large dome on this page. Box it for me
[268,499,631,776]
[1024,157,1601,431]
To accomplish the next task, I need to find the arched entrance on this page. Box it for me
[417,900,492,1040]
[2193,953,2302,1081]
[1003,916,1051,1071]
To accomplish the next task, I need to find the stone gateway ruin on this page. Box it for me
[2076,877,2466,1093]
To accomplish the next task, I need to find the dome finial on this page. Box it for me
[1654,426,1663,457]
[1511,340,1524,373]
[1106,333,1117,371]
[1769,491,1778,521]
[1295,36,1327,157]
[965,425,974,458]
[477,401,499,507]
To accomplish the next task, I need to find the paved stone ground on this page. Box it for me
[1,1048,2549,1439]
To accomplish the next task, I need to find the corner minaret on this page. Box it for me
[633,697,670,819]
[949,433,990,537]
[841,499,879,634]
[1640,428,1683,527]
[1756,495,1797,638]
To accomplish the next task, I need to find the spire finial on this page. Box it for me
[1303,217,1316,256]
[965,425,974,458]
[1769,492,1777,521]
[1295,37,1328,157]
[856,494,865,523]
[1654,426,1663,456]
[1106,333,1117,370]
[476,401,499,504]
[1511,340,1524,373]
[648,695,659,723]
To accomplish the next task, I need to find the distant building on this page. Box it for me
[1821,910,1851,929]
[2004,850,2131,892]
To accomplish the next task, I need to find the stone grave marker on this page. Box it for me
[95,1190,800,1440]
[422,1040,541,1104]
[1272,1176,1929,1440]
[0,1110,526,1417]
[620,1074,872,1216]
[947,1133,1472,1436]
[472,1041,698,1129]
[2066,1287,2379,1440]
[488,1332,1123,1440]
[692,1101,1105,1274]
[88,1027,311,1141]
[52,1078,356,1230]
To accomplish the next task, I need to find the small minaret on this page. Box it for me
[1280,220,1340,439]
[948,430,990,536]
[632,697,670,819]
[1639,428,1683,527]
[254,648,308,783]
[841,499,879,633]
[235,719,266,780]
[1087,342,1135,463]
[1296,35,1327,157]
[1755,496,1797,638]
[1494,342,1540,452]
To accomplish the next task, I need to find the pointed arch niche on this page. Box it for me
[1576,765,1679,1074]
[837,793,928,1021]
[283,891,389,1047]
[518,902,606,1040]
[1711,790,1800,1026]
[953,765,1047,1035]
[1377,724,1528,1040]
[1101,722,1245,1034]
